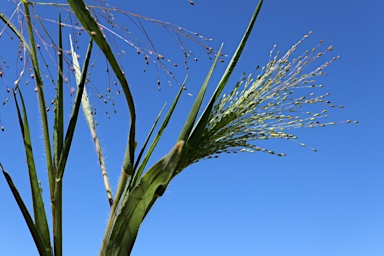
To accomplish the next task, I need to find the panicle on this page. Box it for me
[181,32,357,168]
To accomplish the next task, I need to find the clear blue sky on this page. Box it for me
[0,0,383,255]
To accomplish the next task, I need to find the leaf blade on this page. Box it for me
[56,39,93,178]
[177,47,223,142]
[131,75,188,189]
[100,141,184,256]
[53,12,64,196]
[12,90,52,254]
[1,166,51,256]
[176,0,264,173]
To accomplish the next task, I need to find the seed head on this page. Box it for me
[181,33,357,168]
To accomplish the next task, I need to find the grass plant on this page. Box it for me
[0,1,356,255]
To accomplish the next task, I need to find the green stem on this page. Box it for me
[53,180,63,256]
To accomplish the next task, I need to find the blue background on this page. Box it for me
[0,0,383,255]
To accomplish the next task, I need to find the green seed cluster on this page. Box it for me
[186,32,357,165]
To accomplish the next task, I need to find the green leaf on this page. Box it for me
[102,76,187,250]
[134,103,167,172]
[177,47,223,142]
[53,12,64,196]
[56,38,93,179]
[1,166,51,256]
[52,38,93,256]
[12,89,52,254]
[172,45,222,174]
[131,75,189,189]
[175,0,264,173]
[210,0,264,102]
[22,2,55,200]
[100,141,184,256]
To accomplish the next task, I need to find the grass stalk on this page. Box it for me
[22,1,54,199]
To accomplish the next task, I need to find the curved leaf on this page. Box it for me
[131,75,189,190]
[12,88,52,254]
[1,167,51,256]
[176,0,264,174]
[100,141,184,256]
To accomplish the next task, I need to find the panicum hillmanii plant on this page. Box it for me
[0,0,357,255]
[179,32,358,169]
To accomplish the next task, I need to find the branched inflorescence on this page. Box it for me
[185,32,358,166]
[26,0,216,87]
[0,0,217,126]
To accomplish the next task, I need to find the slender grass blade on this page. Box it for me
[1,166,51,256]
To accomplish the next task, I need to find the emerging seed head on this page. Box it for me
[180,32,357,169]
